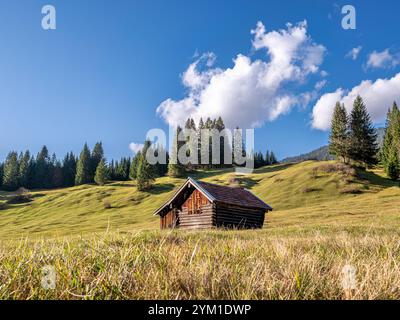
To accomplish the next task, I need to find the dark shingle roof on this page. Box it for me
[153,177,272,216]
[195,179,272,210]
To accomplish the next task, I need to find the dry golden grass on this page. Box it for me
[0,229,399,299]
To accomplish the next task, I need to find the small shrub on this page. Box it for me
[302,187,320,193]
[6,188,32,204]
[339,186,363,194]
[314,163,356,177]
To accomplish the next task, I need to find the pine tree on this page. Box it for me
[52,160,64,188]
[168,126,186,177]
[329,102,349,163]
[381,102,400,179]
[184,118,197,169]
[233,127,246,166]
[136,141,156,191]
[2,151,19,191]
[33,146,51,189]
[94,159,108,186]
[205,118,213,168]
[386,145,400,180]
[197,118,205,167]
[270,151,278,164]
[62,152,77,187]
[90,142,104,182]
[214,117,230,167]
[130,152,141,180]
[75,143,92,185]
[265,150,270,165]
[348,96,378,166]
[18,151,31,188]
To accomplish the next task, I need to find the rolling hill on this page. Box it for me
[0,160,399,239]
[282,128,386,163]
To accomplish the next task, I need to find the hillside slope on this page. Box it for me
[0,161,399,239]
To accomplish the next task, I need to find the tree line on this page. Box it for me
[167,116,278,177]
[0,116,278,192]
[329,95,400,180]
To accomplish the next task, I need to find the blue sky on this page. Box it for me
[1,0,399,161]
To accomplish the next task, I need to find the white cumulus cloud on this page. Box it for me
[129,142,144,154]
[346,46,362,60]
[157,21,326,129]
[366,49,399,69]
[312,73,400,130]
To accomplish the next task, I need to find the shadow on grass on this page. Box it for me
[356,168,399,189]
[254,163,296,174]
[148,183,176,195]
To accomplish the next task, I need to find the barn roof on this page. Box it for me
[153,177,272,216]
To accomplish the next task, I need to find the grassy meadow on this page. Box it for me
[0,160,399,299]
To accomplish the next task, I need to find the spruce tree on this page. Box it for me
[75,143,92,185]
[90,142,104,182]
[18,151,31,188]
[3,151,19,191]
[34,146,51,189]
[348,96,378,166]
[381,102,400,179]
[386,145,400,180]
[168,126,186,177]
[130,152,141,180]
[94,159,108,186]
[62,152,77,187]
[136,141,156,191]
[265,150,271,165]
[270,151,278,164]
[329,102,349,163]
[52,160,64,188]
[197,118,205,168]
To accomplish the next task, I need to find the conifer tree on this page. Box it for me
[33,146,51,189]
[329,102,349,163]
[270,151,278,164]
[348,96,378,166]
[18,151,31,188]
[197,118,205,167]
[130,152,141,180]
[265,150,271,165]
[75,143,92,185]
[90,142,104,182]
[3,151,19,191]
[62,152,77,187]
[94,159,108,186]
[136,141,156,191]
[168,126,186,177]
[51,160,64,188]
[381,102,400,179]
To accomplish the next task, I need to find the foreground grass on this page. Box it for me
[0,229,399,299]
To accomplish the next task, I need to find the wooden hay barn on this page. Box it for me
[154,177,272,230]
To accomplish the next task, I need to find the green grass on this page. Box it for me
[0,160,399,239]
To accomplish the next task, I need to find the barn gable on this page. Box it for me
[154,177,273,230]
